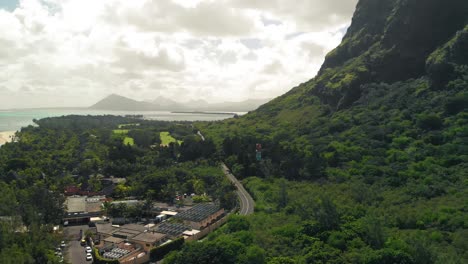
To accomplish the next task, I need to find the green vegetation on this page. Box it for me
[93,248,119,264]
[113,129,129,134]
[118,123,140,129]
[170,1,468,263]
[160,131,183,146]
[1,1,467,263]
[0,116,236,262]
[123,136,134,146]
[150,238,185,262]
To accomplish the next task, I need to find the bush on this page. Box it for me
[93,248,119,264]
[150,238,185,262]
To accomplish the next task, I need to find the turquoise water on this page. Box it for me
[0,108,240,132]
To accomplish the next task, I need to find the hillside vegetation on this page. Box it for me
[181,0,468,263]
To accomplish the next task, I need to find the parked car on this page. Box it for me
[60,241,66,248]
[85,246,92,253]
[86,253,93,261]
[80,238,86,246]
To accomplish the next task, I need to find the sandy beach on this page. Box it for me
[0,131,16,146]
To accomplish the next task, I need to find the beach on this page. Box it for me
[0,131,15,146]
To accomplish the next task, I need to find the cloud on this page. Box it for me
[0,0,358,109]
[262,61,284,74]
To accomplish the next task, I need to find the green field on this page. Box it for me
[113,129,129,134]
[113,129,133,145]
[118,123,140,129]
[123,137,134,146]
[160,131,182,146]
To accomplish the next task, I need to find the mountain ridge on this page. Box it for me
[90,94,271,112]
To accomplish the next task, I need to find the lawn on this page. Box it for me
[118,123,140,129]
[123,137,134,146]
[160,131,183,146]
[113,129,129,134]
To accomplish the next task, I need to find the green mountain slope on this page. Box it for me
[181,0,468,263]
[200,0,468,181]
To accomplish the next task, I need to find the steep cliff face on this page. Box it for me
[311,0,468,109]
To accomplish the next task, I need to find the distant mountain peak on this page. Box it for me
[90,94,270,112]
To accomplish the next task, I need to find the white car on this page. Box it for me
[60,241,66,248]
[85,246,92,253]
[86,253,93,261]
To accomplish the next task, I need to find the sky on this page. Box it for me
[0,0,358,109]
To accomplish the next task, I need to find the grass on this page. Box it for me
[160,131,183,146]
[118,123,140,129]
[123,137,134,146]
[113,129,129,135]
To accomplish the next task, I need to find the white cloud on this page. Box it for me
[0,0,357,109]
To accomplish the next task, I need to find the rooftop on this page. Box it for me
[96,223,118,236]
[160,211,178,216]
[65,195,105,213]
[113,229,141,239]
[65,196,86,212]
[104,236,124,244]
[156,222,190,237]
[131,232,166,243]
[120,224,148,233]
[174,203,221,222]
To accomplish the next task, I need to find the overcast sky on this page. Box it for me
[0,0,358,109]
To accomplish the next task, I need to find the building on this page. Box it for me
[96,223,168,252]
[173,203,224,229]
[131,232,168,251]
[63,195,106,224]
[155,222,191,239]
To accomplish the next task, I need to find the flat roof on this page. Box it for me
[161,211,178,216]
[156,222,190,237]
[183,230,200,236]
[111,200,140,205]
[66,196,86,212]
[131,232,166,243]
[104,236,124,244]
[96,223,117,236]
[113,229,141,238]
[174,203,221,222]
[120,224,148,233]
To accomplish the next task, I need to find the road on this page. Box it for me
[196,130,254,215]
[221,163,255,215]
[64,224,90,264]
[197,131,205,141]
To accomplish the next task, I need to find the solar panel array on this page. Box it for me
[156,222,190,237]
[102,248,130,260]
[174,203,220,222]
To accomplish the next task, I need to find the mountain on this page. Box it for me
[203,98,271,112]
[190,1,468,262]
[203,0,468,183]
[90,94,157,111]
[90,94,270,112]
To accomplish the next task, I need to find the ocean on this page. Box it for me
[0,108,242,132]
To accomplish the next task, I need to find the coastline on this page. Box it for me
[171,111,237,115]
[0,131,16,146]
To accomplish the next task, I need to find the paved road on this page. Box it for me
[221,163,255,215]
[197,130,254,215]
[64,225,90,264]
[197,131,205,141]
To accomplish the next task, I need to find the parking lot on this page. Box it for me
[64,224,91,264]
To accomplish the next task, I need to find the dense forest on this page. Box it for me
[166,0,468,263]
[0,116,235,263]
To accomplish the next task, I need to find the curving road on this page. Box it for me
[221,163,255,215]
[196,129,254,215]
